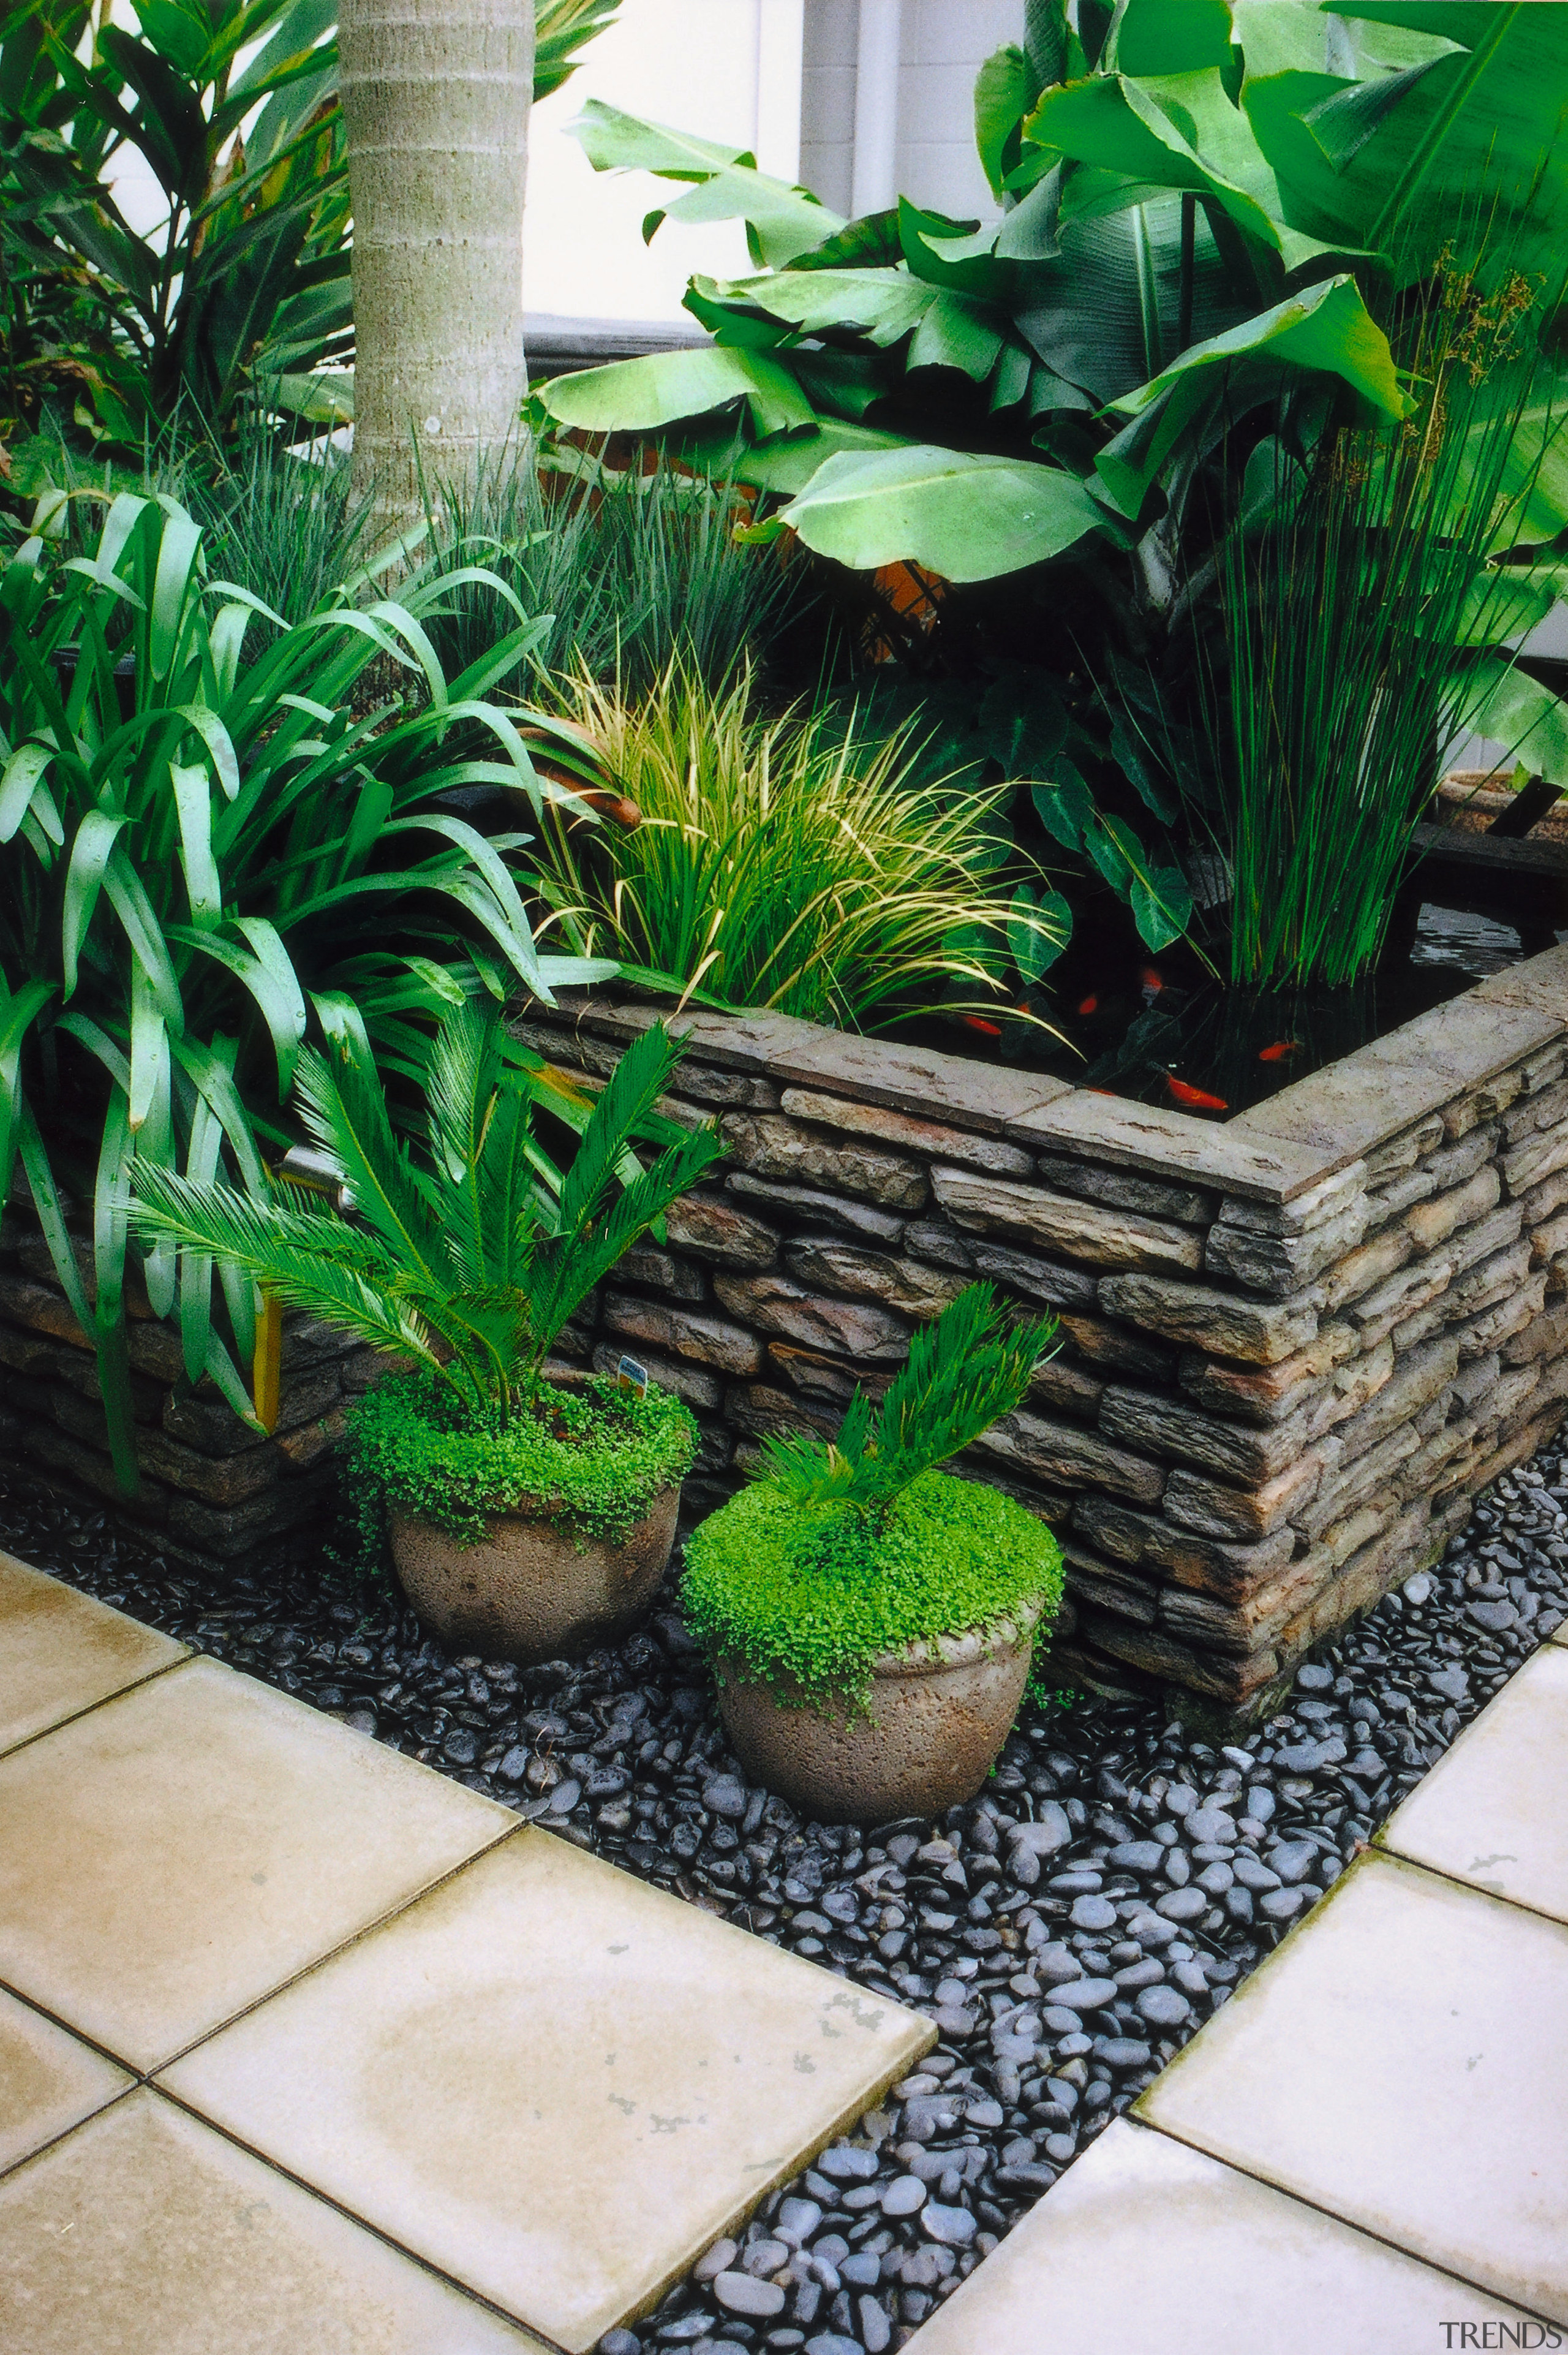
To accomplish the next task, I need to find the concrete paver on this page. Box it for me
[904,2115,1549,2355]
[0,1551,183,1758]
[0,2089,549,2353]
[0,1989,132,2178]
[162,1828,933,2353]
[1138,1851,1568,2324]
[1379,1639,1568,1926]
[0,1655,512,2071]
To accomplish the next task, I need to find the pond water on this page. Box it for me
[924,902,1568,1120]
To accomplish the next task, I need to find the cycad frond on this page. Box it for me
[758,1283,1056,1510]
[426,999,508,1288]
[874,1282,1052,1489]
[293,1034,442,1282]
[126,1166,442,1373]
[129,1005,725,1424]
[556,1019,682,1241]
[524,1115,725,1350]
[476,1082,543,1289]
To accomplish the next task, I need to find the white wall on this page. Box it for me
[524,0,1023,327]
[898,0,1020,221]
[799,0,859,213]
[801,0,1021,224]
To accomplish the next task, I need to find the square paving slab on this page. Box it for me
[0,1552,183,1756]
[0,1989,132,2178]
[906,2116,1548,2355]
[0,1655,512,2072]
[0,2089,547,2353]
[161,1828,934,2353]
[1139,1851,1568,2321]
[1380,1640,1568,1926]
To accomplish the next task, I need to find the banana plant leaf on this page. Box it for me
[568,97,845,268]
[773,445,1108,581]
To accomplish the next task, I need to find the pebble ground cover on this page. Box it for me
[7,1456,1566,2355]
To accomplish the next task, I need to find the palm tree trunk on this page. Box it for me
[339,0,534,535]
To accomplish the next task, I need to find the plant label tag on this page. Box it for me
[616,1355,649,1400]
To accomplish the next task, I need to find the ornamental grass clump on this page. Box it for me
[530,657,1061,1027]
[128,1003,722,1556]
[683,1284,1064,1712]
[1210,260,1568,990]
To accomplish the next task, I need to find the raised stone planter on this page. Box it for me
[516,947,1568,1719]
[0,1222,377,1566]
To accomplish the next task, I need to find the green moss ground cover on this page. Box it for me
[682,1469,1063,1711]
[342,1370,698,1561]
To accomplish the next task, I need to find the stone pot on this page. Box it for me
[389,1484,680,1665]
[715,1599,1043,1824]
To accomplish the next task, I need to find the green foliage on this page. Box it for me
[1206,264,1568,988]
[1,0,352,447]
[532,0,624,104]
[128,1001,726,1421]
[340,1366,696,1562]
[18,419,377,636]
[0,0,623,449]
[681,1468,1064,1710]
[759,1282,1057,1511]
[537,9,1502,587]
[0,490,612,1485]
[531,657,1066,1028]
[567,96,841,269]
[175,426,374,633]
[538,2,1568,994]
[419,442,800,696]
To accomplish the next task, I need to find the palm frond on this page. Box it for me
[293,1035,442,1282]
[127,1166,442,1373]
[475,1081,545,1288]
[525,1114,725,1355]
[556,1019,685,1241]
[127,999,725,1422]
[426,997,507,1288]
[759,1283,1057,1510]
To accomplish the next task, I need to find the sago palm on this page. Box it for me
[128,1005,723,1424]
[758,1282,1057,1512]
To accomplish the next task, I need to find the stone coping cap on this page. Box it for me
[527,945,1568,1204]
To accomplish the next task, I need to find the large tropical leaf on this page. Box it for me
[1095,271,1404,513]
[540,344,817,437]
[1246,2,1568,280]
[775,445,1108,581]
[1013,195,1256,403]
[568,97,845,267]
[1027,63,1356,270]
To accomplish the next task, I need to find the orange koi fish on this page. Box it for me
[961,1016,1003,1038]
[1166,1075,1229,1111]
[1257,1039,1300,1063]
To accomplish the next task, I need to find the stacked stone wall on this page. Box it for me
[7,948,1568,1695]
[0,1225,382,1563]
[519,948,1568,1717]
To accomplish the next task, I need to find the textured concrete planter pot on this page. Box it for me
[715,1601,1042,1823]
[390,1483,680,1664]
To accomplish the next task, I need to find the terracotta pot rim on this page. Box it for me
[718,1592,1046,1699]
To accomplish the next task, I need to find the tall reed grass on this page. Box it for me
[420,445,800,693]
[1211,263,1564,989]
[531,658,1057,1028]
